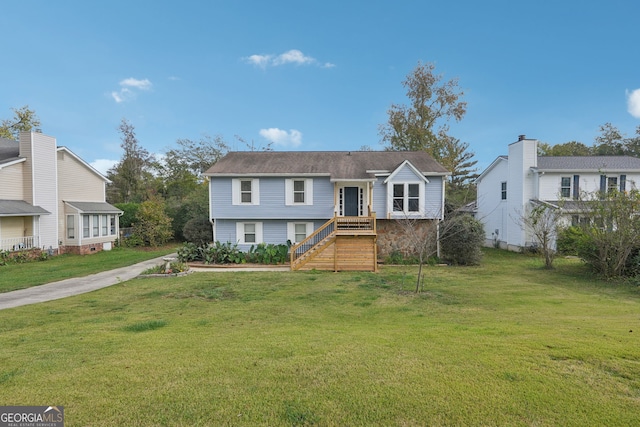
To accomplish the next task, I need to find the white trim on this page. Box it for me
[285,178,313,206]
[387,181,425,218]
[287,222,314,244]
[236,221,263,244]
[232,178,260,205]
[383,160,429,185]
[0,158,26,170]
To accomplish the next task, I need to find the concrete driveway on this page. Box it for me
[0,254,176,311]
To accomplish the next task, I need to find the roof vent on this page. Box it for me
[518,134,526,141]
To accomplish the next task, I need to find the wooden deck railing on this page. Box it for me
[290,215,376,268]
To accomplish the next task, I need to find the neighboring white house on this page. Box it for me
[0,132,121,255]
[476,135,640,251]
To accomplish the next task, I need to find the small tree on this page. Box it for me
[132,197,173,246]
[517,203,563,269]
[573,190,640,278]
[392,217,438,293]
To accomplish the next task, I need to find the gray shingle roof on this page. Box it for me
[536,156,640,172]
[64,201,123,213]
[204,151,449,179]
[0,137,20,165]
[0,200,50,216]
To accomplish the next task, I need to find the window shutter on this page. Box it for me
[600,175,606,193]
[305,179,313,205]
[285,179,293,205]
[620,175,627,192]
[573,175,580,199]
[252,179,260,205]
[232,179,240,205]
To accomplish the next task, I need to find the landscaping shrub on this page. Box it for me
[0,249,48,266]
[177,241,289,265]
[246,243,289,264]
[556,226,587,256]
[200,241,245,264]
[440,214,484,266]
[182,217,212,246]
[132,197,174,247]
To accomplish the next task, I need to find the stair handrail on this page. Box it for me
[290,216,336,265]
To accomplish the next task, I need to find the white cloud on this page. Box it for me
[110,77,152,103]
[120,78,152,90]
[259,128,302,147]
[90,159,119,175]
[244,49,334,69]
[627,88,640,119]
[246,54,273,68]
[274,49,315,66]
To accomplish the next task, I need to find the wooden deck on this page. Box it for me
[290,216,378,272]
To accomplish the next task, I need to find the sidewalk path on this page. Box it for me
[0,254,176,311]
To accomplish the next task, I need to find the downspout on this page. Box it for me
[436,219,441,259]
[206,176,215,243]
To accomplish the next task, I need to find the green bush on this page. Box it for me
[246,243,289,264]
[182,217,212,246]
[114,203,140,228]
[132,197,173,247]
[440,214,484,266]
[201,241,245,264]
[556,226,587,256]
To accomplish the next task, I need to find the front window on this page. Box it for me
[294,180,305,203]
[110,215,116,235]
[83,215,90,238]
[408,184,419,212]
[561,177,571,198]
[393,183,421,213]
[67,215,75,239]
[295,223,307,242]
[608,177,618,193]
[102,215,108,236]
[240,180,252,203]
[93,214,100,237]
[393,184,404,212]
[244,223,256,243]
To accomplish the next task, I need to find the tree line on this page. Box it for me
[2,61,638,249]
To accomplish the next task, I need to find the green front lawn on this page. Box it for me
[0,246,177,293]
[0,249,638,425]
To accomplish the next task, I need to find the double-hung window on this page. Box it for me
[287,222,314,244]
[560,177,571,198]
[93,215,100,237]
[83,215,90,238]
[285,179,313,205]
[501,182,507,200]
[67,215,75,239]
[392,183,422,214]
[236,222,263,244]
[232,179,260,205]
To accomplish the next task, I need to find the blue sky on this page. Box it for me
[2,0,639,174]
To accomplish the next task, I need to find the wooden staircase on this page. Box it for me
[290,215,377,272]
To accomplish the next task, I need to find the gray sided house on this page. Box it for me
[204,151,449,271]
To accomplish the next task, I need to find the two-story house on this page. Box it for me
[0,132,122,255]
[476,135,640,251]
[204,151,449,271]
